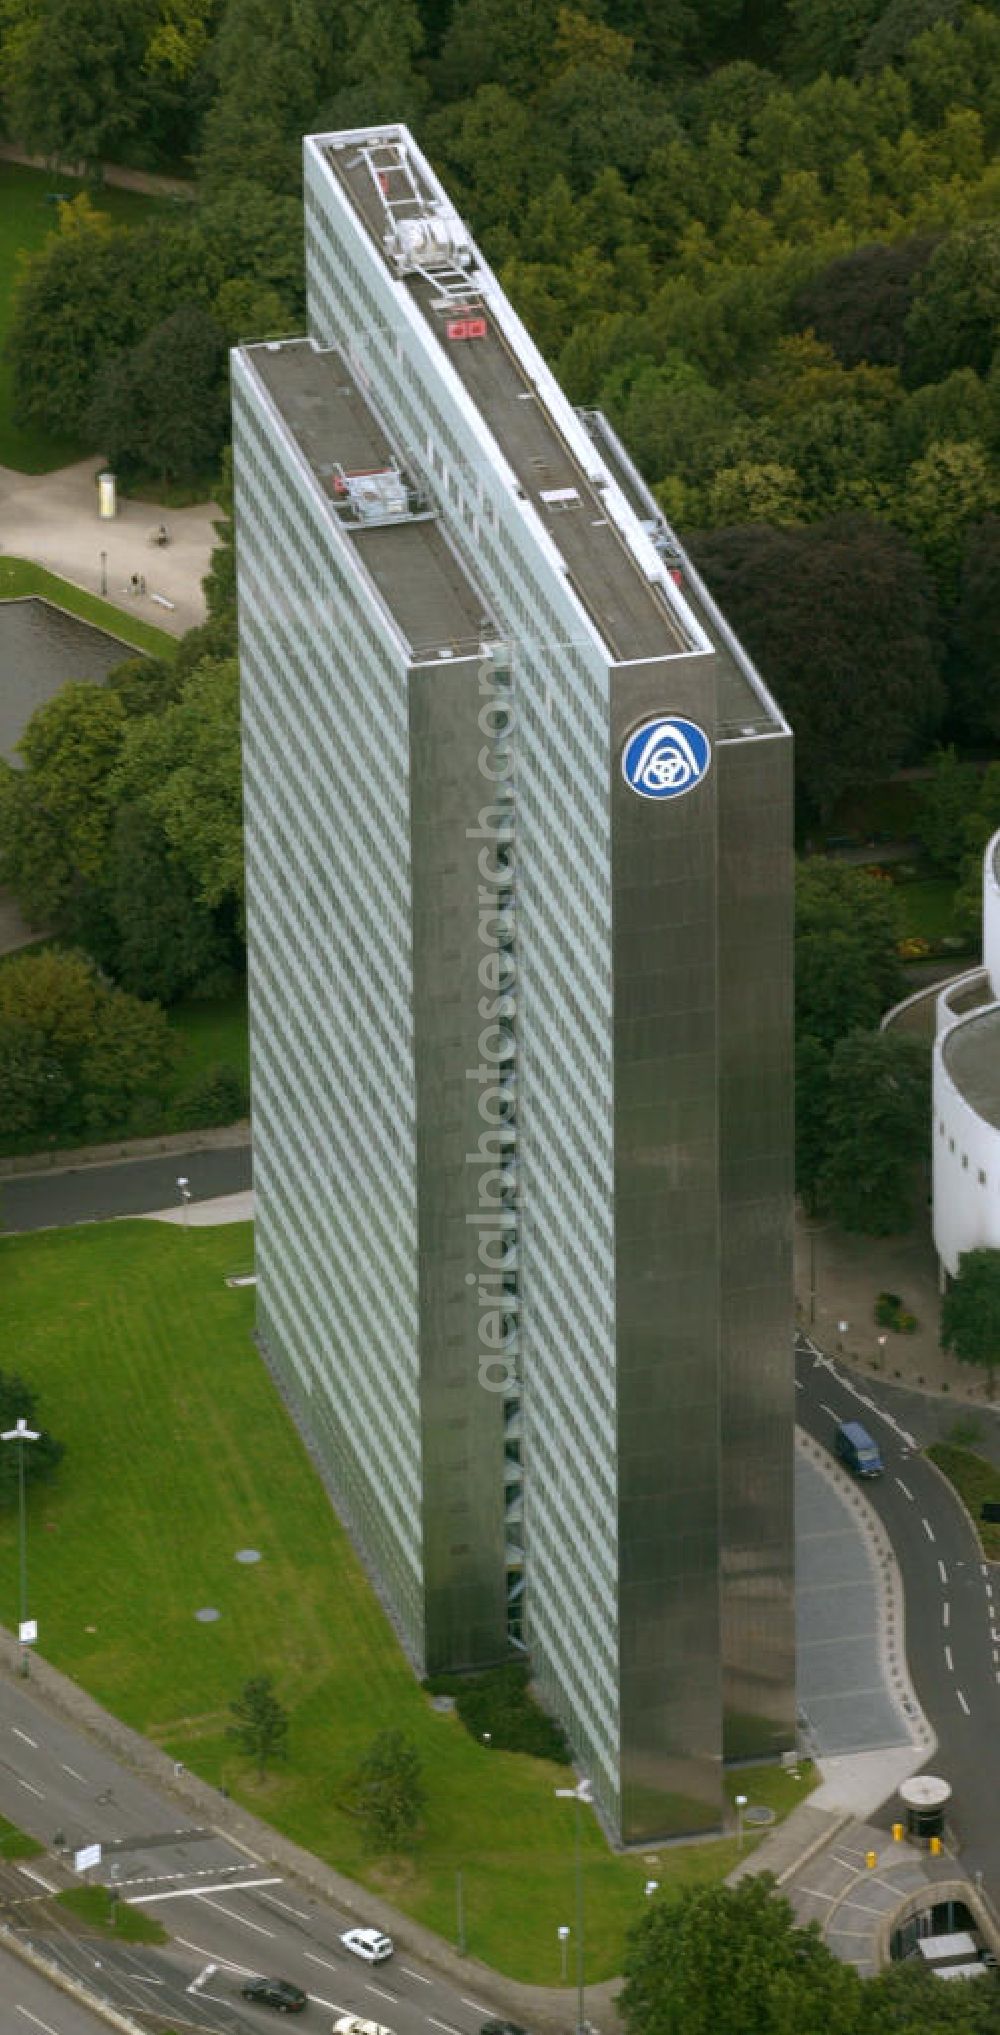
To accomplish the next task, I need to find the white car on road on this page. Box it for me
[340,1929,394,1965]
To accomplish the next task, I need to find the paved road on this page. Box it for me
[0,1934,129,2035]
[796,1332,1000,1894]
[0,1144,252,1233]
[0,1672,535,2035]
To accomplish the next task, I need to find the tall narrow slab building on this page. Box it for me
[232,124,795,1845]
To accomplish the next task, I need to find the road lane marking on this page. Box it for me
[15,2009,60,2034]
[17,1865,55,1892]
[61,1762,86,1782]
[11,1728,38,1748]
[366,1983,398,2002]
[127,1876,282,1905]
[305,1952,341,1974]
[402,1969,433,1984]
[308,1998,351,2016]
[216,1829,264,1863]
[794,1379,804,1391]
[15,1777,44,1798]
[895,1478,913,1500]
[461,2000,492,2014]
[188,1964,217,1994]
[938,1560,948,1585]
[945,1645,953,1671]
[957,1689,971,1715]
[256,1890,311,1920]
[428,2020,462,2034]
[943,1602,950,1628]
[820,1403,840,1421]
[922,1517,936,1542]
[196,1893,275,1934]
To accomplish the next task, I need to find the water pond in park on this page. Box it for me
[0,597,137,763]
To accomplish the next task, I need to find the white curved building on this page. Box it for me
[933,830,1000,1277]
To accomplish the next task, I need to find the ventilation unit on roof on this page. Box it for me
[349,135,481,311]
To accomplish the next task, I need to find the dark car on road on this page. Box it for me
[481,2023,528,2035]
[241,1977,308,2012]
[835,1419,884,1478]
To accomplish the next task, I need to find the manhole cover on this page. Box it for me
[744,1805,776,1827]
[235,1549,261,1564]
[195,1607,221,1623]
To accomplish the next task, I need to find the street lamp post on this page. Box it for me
[176,1176,192,1229]
[735,1793,748,1851]
[2,1418,40,1677]
[555,1776,591,2035]
[558,1924,570,1981]
[837,1318,849,1355]
[99,550,107,597]
[456,1867,465,1955]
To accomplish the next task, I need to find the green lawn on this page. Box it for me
[0,162,173,472]
[927,1445,1000,1560]
[0,1219,810,1983]
[0,557,177,659]
[168,981,250,1094]
[894,877,965,946]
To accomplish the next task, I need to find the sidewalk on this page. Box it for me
[795,1201,996,1406]
[0,457,220,636]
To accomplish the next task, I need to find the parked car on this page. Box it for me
[340,1929,393,1964]
[481,2023,529,2035]
[332,2017,394,2035]
[241,1976,308,2012]
[835,1419,884,1478]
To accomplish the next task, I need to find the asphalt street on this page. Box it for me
[0,1672,521,2035]
[0,1933,127,2035]
[0,1144,252,1233]
[795,1331,1000,1894]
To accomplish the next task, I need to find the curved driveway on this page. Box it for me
[796,1331,1000,1894]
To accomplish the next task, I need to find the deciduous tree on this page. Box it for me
[795,860,904,1052]
[941,1248,1000,1390]
[227,1676,289,1779]
[0,1372,64,1499]
[619,1874,862,2035]
[346,1730,425,1851]
[818,1028,929,1234]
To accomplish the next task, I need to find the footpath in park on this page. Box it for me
[0,456,220,638]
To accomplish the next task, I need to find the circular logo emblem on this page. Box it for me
[622,716,711,800]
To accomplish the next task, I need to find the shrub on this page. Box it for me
[176,1061,248,1129]
[423,1662,572,1763]
[875,1291,918,1332]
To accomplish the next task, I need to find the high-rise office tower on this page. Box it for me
[232,125,795,1846]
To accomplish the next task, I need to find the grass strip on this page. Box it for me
[57,1884,167,1942]
[927,1444,1000,1560]
[0,557,177,658]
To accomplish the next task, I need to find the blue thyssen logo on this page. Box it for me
[621,715,711,800]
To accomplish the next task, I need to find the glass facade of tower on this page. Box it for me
[234,125,795,1845]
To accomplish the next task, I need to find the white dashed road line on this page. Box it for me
[402,1969,433,1985]
[12,1728,38,1748]
[61,1763,86,1782]
[461,2000,492,2015]
[257,1890,311,1921]
[895,1478,913,1500]
[938,1560,948,1585]
[14,2008,60,2034]
[922,1517,936,1542]
[305,1952,341,1974]
[127,1877,282,1905]
[957,1689,971,1715]
[428,2019,462,2035]
[820,1403,840,1421]
[16,1778,44,1799]
[943,1601,950,1627]
[366,1983,398,2002]
[945,1646,953,1671]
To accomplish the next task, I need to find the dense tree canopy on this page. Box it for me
[692,517,945,821]
[0,949,174,1142]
